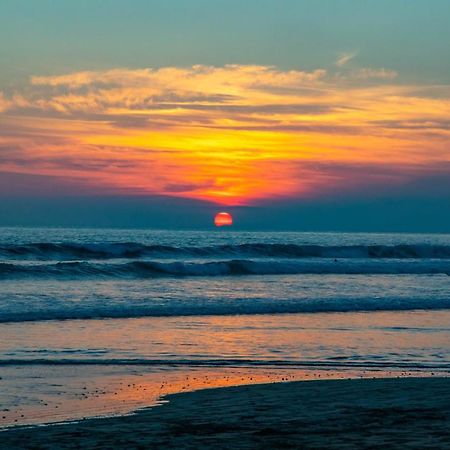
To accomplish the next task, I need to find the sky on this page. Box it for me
[0,0,449,230]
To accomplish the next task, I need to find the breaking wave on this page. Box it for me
[1,258,449,280]
[1,293,450,323]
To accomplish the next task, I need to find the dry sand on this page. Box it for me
[2,377,450,449]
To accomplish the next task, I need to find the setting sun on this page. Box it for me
[214,212,233,227]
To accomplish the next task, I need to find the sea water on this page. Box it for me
[1,227,449,426]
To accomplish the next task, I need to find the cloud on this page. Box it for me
[2,64,403,119]
[336,51,358,67]
[354,68,398,80]
[0,171,111,197]
[30,65,327,90]
[0,92,13,112]
[13,66,327,117]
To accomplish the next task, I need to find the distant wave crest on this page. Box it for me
[1,242,450,260]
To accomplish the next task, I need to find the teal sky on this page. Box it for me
[1,0,450,86]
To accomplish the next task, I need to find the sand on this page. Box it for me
[2,377,450,449]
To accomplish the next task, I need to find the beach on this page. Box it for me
[2,377,449,449]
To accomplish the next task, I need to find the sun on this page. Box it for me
[214,212,233,227]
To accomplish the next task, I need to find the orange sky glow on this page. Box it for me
[1,64,449,205]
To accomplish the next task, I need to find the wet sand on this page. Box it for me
[2,377,450,449]
[0,366,313,427]
[3,364,420,428]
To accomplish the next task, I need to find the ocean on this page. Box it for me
[1,227,450,426]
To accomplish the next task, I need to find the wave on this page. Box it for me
[0,358,448,370]
[1,295,450,323]
[1,258,450,279]
[1,242,450,260]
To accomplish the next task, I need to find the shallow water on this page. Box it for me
[2,311,450,369]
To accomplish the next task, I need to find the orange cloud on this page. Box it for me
[0,65,449,205]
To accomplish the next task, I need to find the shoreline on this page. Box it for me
[2,377,450,449]
[3,365,429,429]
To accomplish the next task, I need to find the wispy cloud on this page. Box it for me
[354,67,398,80]
[30,65,327,90]
[336,51,358,67]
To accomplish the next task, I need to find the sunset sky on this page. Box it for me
[0,0,449,230]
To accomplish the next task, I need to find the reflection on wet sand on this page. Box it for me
[1,365,446,428]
